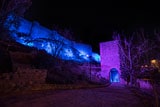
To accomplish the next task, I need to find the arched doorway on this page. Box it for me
[110,68,120,82]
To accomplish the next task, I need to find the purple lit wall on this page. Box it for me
[100,40,122,83]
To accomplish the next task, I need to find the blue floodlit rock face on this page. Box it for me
[4,14,100,63]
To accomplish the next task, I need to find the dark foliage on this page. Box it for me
[0,39,37,53]
[31,50,56,69]
[138,67,160,84]
[0,47,13,73]
[89,77,108,85]
[31,50,81,84]
[46,67,78,84]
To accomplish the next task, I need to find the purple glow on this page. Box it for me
[137,79,152,89]
[99,40,121,82]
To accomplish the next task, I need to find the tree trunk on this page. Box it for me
[151,81,159,107]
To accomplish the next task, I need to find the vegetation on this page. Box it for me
[113,29,160,107]
[113,29,160,85]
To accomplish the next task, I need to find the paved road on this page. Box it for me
[0,83,149,107]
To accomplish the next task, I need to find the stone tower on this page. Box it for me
[100,40,123,83]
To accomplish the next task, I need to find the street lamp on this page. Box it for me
[89,56,92,81]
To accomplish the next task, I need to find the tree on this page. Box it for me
[25,30,66,58]
[49,30,65,57]
[113,29,154,85]
[0,0,32,30]
[139,66,160,107]
[0,0,32,41]
[52,25,76,41]
[0,0,32,17]
[0,46,13,73]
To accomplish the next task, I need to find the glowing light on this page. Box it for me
[46,42,52,54]
[151,59,156,64]
[110,68,120,82]
[27,42,33,47]
[92,53,100,62]
[144,65,148,67]
[64,48,73,57]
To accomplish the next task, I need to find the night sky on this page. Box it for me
[25,1,160,53]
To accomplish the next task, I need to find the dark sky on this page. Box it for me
[25,1,160,53]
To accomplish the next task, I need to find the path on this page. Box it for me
[0,83,150,107]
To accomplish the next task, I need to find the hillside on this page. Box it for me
[0,36,108,95]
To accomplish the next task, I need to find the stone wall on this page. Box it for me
[0,68,47,91]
